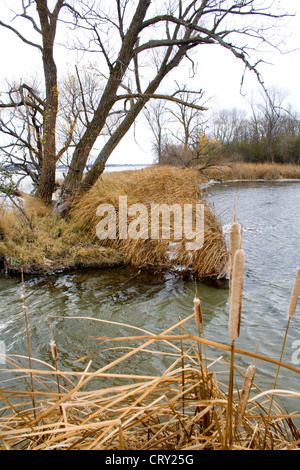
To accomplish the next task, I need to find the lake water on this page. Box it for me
[16,164,153,194]
[0,178,300,416]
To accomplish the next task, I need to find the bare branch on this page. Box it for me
[75,65,89,125]
[115,93,208,111]
[0,19,42,50]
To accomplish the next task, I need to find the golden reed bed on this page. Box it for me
[0,166,227,279]
[201,161,300,181]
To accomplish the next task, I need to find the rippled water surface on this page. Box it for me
[0,180,300,413]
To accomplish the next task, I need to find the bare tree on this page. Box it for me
[0,0,293,212]
[212,108,249,145]
[0,71,102,189]
[169,86,209,159]
[250,87,292,162]
[0,81,44,190]
[0,0,66,203]
[143,100,169,164]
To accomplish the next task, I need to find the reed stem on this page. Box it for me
[179,318,185,416]
[21,269,36,419]
[225,341,235,449]
[264,268,300,448]
[50,322,62,398]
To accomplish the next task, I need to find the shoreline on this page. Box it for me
[2,163,300,279]
[0,166,228,280]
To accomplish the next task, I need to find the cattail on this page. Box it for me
[50,340,58,361]
[229,222,241,256]
[194,297,202,327]
[288,268,300,318]
[235,364,256,430]
[229,249,245,342]
[229,222,241,293]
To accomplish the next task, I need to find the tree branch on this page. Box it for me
[114,93,208,111]
[0,20,42,50]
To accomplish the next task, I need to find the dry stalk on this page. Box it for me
[1,322,299,450]
[50,322,63,417]
[119,423,125,450]
[264,267,300,447]
[226,239,245,449]
[234,363,256,431]
[228,249,245,343]
[179,318,185,416]
[20,269,36,419]
[229,222,241,295]
[194,297,203,363]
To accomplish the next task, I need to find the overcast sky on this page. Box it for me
[1,0,300,164]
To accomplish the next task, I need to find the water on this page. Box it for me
[15,164,153,194]
[203,180,300,407]
[0,179,300,415]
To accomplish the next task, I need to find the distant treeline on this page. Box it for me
[152,90,300,167]
[212,107,300,165]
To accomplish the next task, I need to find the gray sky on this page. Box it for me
[1,0,300,164]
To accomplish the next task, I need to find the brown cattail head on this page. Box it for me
[50,340,58,361]
[194,297,202,327]
[229,222,241,261]
[229,222,241,294]
[229,249,245,342]
[288,268,300,318]
[235,364,256,430]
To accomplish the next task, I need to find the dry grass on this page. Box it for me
[0,166,227,279]
[0,307,299,450]
[4,162,298,277]
[0,194,123,274]
[201,162,300,181]
[71,166,228,279]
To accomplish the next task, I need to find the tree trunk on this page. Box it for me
[35,0,62,204]
[59,0,151,198]
[53,5,202,216]
[80,45,193,193]
[35,52,58,203]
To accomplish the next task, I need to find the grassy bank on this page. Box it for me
[201,161,300,181]
[0,193,124,275]
[1,162,299,276]
[0,166,227,279]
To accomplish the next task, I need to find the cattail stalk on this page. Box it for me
[194,296,207,368]
[119,422,125,450]
[229,222,240,294]
[288,268,300,318]
[179,318,185,416]
[194,284,209,405]
[264,267,300,448]
[50,322,62,401]
[226,248,245,448]
[229,249,245,342]
[274,268,300,383]
[273,267,300,390]
[235,364,256,431]
[21,269,36,419]
[50,340,58,362]
[194,297,202,328]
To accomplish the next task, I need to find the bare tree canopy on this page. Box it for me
[0,0,294,212]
